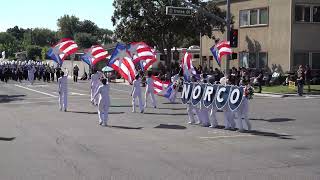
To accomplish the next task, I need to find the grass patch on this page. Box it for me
[261,85,320,94]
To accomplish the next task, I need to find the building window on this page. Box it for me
[312,53,320,69]
[259,8,268,24]
[240,10,249,26]
[258,52,268,69]
[293,53,309,69]
[250,9,258,25]
[313,6,320,22]
[239,52,268,69]
[240,8,268,27]
[295,4,320,22]
[239,52,249,68]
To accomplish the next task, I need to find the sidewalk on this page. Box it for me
[255,92,320,98]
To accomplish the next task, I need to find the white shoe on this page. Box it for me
[188,121,195,125]
[209,125,217,128]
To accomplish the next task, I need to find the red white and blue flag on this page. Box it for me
[182,52,197,81]
[108,43,137,84]
[47,38,78,65]
[138,48,157,71]
[127,42,157,71]
[210,40,232,66]
[81,45,109,66]
[152,76,171,96]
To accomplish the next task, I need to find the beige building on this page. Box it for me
[202,0,320,73]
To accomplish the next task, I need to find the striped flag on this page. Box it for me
[81,45,108,66]
[108,43,137,84]
[47,38,78,65]
[152,76,170,96]
[210,40,232,66]
[182,52,197,81]
[138,48,157,71]
[128,42,157,66]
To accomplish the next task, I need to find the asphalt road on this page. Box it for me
[0,79,320,180]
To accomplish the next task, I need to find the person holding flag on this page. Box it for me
[144,71,157,109]
[58,71,68,112]
[131,74,144,113]
[91,78,110,127]
[91,69,105,106]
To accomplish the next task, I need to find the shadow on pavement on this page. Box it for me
[0,137,16,141]
[249,130,295,140]
[144,112,188,116]
[157,107,186,110]
[250,118,295,122]
[0,95,25,103]
[154,124,186,130]
[109,125,143,130]
[110,105,132,108]
[69,111,125,115]
[162,102,182,105]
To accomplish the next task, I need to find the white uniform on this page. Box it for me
[93,84,110,126]
[187,103,197,124]
[28,66,36,85]
[209,106,218,128]
[236,97,251,131]
[144,77,157,108]
[131,78,144,113]
[58,76,68,111]
[220,76,236,130]
[91,72,103,105]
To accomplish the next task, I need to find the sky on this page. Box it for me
[0,0,115,32]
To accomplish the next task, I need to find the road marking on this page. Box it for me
[70,92,87,96]
[199,134,254,139]
[14,84,58,98]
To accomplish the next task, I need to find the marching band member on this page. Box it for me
[236,84,253,132]
[198,75,210,127]
[58,71,68,112]
[92,78,110,127]
[131,74,144,113]
[220,75,236,130]
[91,69,104,106]
[144,71,157,108]
[28,63,36,85]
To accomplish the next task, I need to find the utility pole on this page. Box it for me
[225,0,231,75]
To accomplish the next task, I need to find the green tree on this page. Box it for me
[6,26,26,41]
[111,0,226,66]
[26,45,42,60]
[31,28,58,47]
[74,33,98,49]
[57,15,81,38]
[0,32,20,58]
[41,46,50,60]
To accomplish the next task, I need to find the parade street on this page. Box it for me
[0,80,320,180]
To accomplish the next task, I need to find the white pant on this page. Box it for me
[210,108,218,127]
[236,98,251,131]
[224,108,236,129]
[28,74,34,84]
[98,100,109,125]
[91,85,99,104]
[59,91,67,110]
[198,108,210,127]
[145,90,157,108]
[132,94,144,112]
[187,103,197,124]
